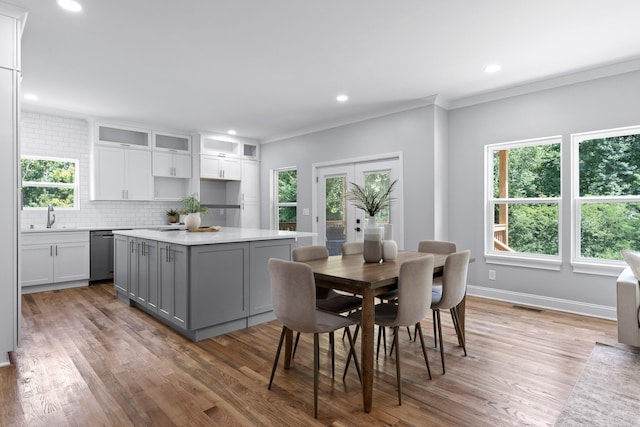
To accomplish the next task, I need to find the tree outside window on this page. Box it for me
[274,168,296,231]
[486,137,561,259]
[21,156,78,209]
[574,127,640,262]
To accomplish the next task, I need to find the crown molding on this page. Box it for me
[262,95,443,144]
[449,57,640,110]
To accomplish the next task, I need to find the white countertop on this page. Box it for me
[112,227,315,246]
[21,224,186,233]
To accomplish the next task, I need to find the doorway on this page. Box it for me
[314,154,403,255]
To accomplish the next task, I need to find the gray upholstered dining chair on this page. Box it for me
[341,241,364,255]
[417,240,457,346]
[291,246,362,360]
[267,258,361,418]
[431,249,470,374]
[345,255,434,405]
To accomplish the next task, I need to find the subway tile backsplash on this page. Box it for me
[20,111,184,229]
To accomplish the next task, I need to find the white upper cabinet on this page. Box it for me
[96,123,151,149]
[92,146,153,200]
[200,136,241,157]
[153,131,191,153]
[153,151,191,178]
[200,155,241,181]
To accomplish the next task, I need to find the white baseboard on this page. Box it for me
[467,285,617,321]
[21,280,89,295]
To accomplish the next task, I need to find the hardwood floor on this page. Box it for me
[1,283,617,426]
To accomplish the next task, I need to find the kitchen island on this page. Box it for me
[113,227,310,341]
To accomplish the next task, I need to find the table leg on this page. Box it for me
[455,295,466,346]
[284,328,293,369]
[361,288,374,412]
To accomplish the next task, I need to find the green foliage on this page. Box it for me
[180,193,209,215]
[21,158,76,208]
[166,209,179,217]
[507,204,559,255]
[277,170,297,224]
[580,202,640,259]
[493,143,560,198]
[579,135,640,196]
[325,177,345,221]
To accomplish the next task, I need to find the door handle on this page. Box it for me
[355,227,361,232]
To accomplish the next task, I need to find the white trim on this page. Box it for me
[262,97,440,144]
[572,261,627,277]
[485,254,562,271]
[449,58,640,110]
[467,285,617,321]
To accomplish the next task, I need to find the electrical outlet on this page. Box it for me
[302,208,310,216]
[488,269,496,280]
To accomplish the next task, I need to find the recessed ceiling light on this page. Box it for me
[485,64,501,73]
[336,94,349,102]
[227,129,237,135]
[24,94,39,101]
[57,0,82,12]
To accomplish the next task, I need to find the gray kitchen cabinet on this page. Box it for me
[158,243,188,328]
[249,239,292,315]
[189,242,250,329]
[113,234,129,296]
[21,231,90,289]
[132,238,158,310]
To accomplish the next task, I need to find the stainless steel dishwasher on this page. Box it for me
[90,230,114,282]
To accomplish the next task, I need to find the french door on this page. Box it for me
[316,156,403,255]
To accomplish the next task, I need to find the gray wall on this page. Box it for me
[448,69,640,317]
[260,105,442,251]
[261,70,640,318]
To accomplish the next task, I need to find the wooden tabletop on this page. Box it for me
[302,251,447,294]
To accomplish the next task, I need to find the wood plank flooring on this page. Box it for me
[0,283,618,426]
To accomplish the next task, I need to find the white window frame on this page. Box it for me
[571,125,640,276]
[271,167,297,230]
[484,136,563,270]
[21,155,80,210]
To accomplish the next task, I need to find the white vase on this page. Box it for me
[185,212,201,230]
[382,239,398,261]
[363,216,382,263]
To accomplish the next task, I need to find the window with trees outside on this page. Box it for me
[485,136,562,269]
[21,156,79,209]
[274,168,297,231]
[572,126,640,272]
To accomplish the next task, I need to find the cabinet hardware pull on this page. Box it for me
[55,245,58,256]
[50,245,53,257]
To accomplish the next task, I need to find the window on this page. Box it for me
[21,156,79,209]
[273,168,297,231]
[485,137,562,269]
[572,126,640,272]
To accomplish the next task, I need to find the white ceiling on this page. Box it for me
[12,0,640,142]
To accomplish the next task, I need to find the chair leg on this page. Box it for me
[292,331,301,358]
[436,309,445,374]
[415,322,432,379]
[393,326,402,405]
[376,326,383,360]
[313,333,319,418]
[343,326,362,382]
[432,310,438,347]
[450,308,467,356]
[268,326,287,390]
[330,331,335,378]
[343,324,360,377]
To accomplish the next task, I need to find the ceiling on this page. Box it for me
[12,0,640,142]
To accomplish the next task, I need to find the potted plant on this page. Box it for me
[346,179,398,262]
[180,193,209,230]
[166,208,179,224]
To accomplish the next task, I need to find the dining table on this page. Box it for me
[284,250,466,413]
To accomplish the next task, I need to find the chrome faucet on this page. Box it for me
[46,204,55,228]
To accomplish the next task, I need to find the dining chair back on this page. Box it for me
[418,240,457,254]
[346,255,435,405]
[341,241,364,255]
[267,258,361,418]
[431,249,471,373]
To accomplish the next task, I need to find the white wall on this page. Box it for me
[20,111,182,228]
[448,70,640,318]
[260,105,443,251]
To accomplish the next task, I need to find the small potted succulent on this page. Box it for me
[165,208,179,224]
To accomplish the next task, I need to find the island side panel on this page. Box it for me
[189,242,250,330]
[249,238,294,316]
